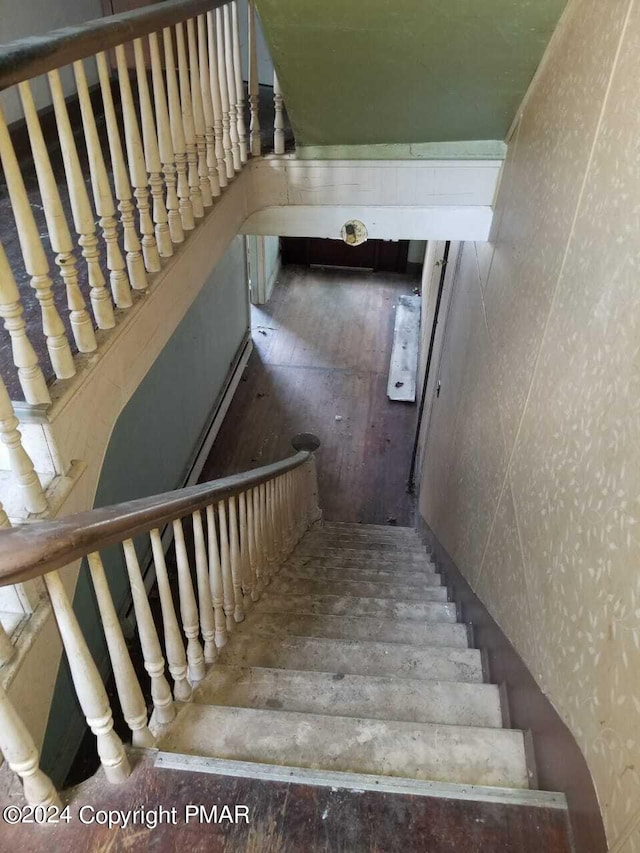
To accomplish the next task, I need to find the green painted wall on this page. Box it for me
[40,237,250,786]
[256,0,567,146]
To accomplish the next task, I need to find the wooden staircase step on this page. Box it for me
[287,553,436,571]
[295,544,427,558]
[194,666,504,727]
[258,592,458,621]
[323,522,418,538]
[278,563,443,587]
[267,576,449,602]
[216,635,483,682]
[157,705,528,789]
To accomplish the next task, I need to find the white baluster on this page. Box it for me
[248,0,261,157]
[48,69,115,330]
[44,570,130,783]
[246,488,259,600]
[215,8,234,180]
[162,27,195,232]
[0,683,61,807]
[217,499,236,630]
[149,32,184,246]
[205,504,228,647]
[87,552,153,747]
[149,528,192,701]
[175,22,204,219]
[96,51,148,291]
[18,81,97,352]
[231,1,248,163]
[197,14,222,198]
[238,490,255,603]
[0,106,75,380]
[133,38,173,259]
[115,44,161,273]
[259,480,272,580]
[0,239,49,404]
[122,539,175,724]
[172,517,206,682]
[273,71,285,155]
[187,18,214,207]
[73,61,133,310]
[223,4,242,172]
[0,620,15,667]
[227,495,246,620]
[192,510,216,663]
[251,485,263,591]
[0,377,46,514]
[206,11,228,188]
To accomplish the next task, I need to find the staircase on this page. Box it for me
[155,521,532,794]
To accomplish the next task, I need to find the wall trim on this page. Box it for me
[417,514,606,853]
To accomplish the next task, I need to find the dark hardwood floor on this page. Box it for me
[199,265,420,527]
[0,752,575,852]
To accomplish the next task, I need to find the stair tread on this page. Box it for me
[282,562,440,584]
[158,705,528,789]
[259,592,458,621]
[241,610,470,648]
[296,545,427,557]
[323,523,417,536]
[194,665,504,728]
[217,634,484,682]
[268,577,449,602]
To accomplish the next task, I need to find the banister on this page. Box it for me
[0,0,227,92]
[0,450,311,585]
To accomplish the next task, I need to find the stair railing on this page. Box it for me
[0,436,321,806]
[0,0,282,518]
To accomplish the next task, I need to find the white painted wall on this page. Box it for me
[0,0,103,125]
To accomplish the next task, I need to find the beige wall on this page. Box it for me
[418,0,640,849]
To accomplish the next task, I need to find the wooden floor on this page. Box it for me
[0,753,574,852]
[200,265,419,526]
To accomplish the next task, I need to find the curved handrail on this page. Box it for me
[0,450,310,585]
[0,0,225,91]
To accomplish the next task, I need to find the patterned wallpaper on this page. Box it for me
[419,0,640,847]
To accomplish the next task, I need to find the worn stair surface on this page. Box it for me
[156,523,538,797]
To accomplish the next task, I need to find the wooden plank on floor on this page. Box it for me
[387,294,420,402]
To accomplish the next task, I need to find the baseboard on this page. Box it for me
[417,515,606,853]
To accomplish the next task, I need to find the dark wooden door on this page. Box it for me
[281,238,409,273]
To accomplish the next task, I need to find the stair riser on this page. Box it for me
[279,565,443,588]
[290,555,436,571]
[196,667,504,728]
[241,613,470,648]
[297,545,427,558]
[259,593,458,622]
[269,578,449,602]
[323,523,419,539]
[304,536,423,549]
[217,637,484,682]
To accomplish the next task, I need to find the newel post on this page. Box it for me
[291,434,323,529]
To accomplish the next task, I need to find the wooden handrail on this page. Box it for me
[0,451,311,585]
[0,0,227,91]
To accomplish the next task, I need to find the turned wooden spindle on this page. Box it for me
[162,27,195,232]
[0,683,61,808]
[273,71,285,155]
[205,504,228,647]
[149,528,192,701]
[187,18,215,206]
[0,376,47,515]
[238,490,254,603]
[192,510,217,663]
[215,8,234,180]
[133,38,173,258]
[197,15,222,198]
[87,552,154,747]
[231,1,248,163]
[175,22,204,219]
[248,0,261,157]
[96,51,148,291]
[18,80,97,353]
[115,44,161,273]
[122,539,175,724]
[0,106,75,380]
[0,238,50,405]
[251,485,264,591]
[49,69,116,331]
[74,60,133,310]
[206,11,228,188]
[258,480,271,580]
[217,499,237,629]
[148,32,184,245]
[227,495,246,620]
[245,488,259,600]
[45,571,130,783]
[222,4,242,172]
[173,517,206,682]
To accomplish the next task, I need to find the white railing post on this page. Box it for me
[186,17,215,207]
[227,495,246,620]
[206,504,228,647]
[197,14,222,199]
[215,7,235,180]
[172,518,206,682]
[217,499,237,629]
[0,239,50,405]
[273,71,285,154]
[206,11,228,187]
[192,509,217,663]
[87,552,154,748]
[231,1,248,163]
[0,376,47,514]
[0,683,61,808]
[44,570,130,784]
[175,21,205,219]
[149,528,192,702]
[248,0,261,157]
[222,4,242,172]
